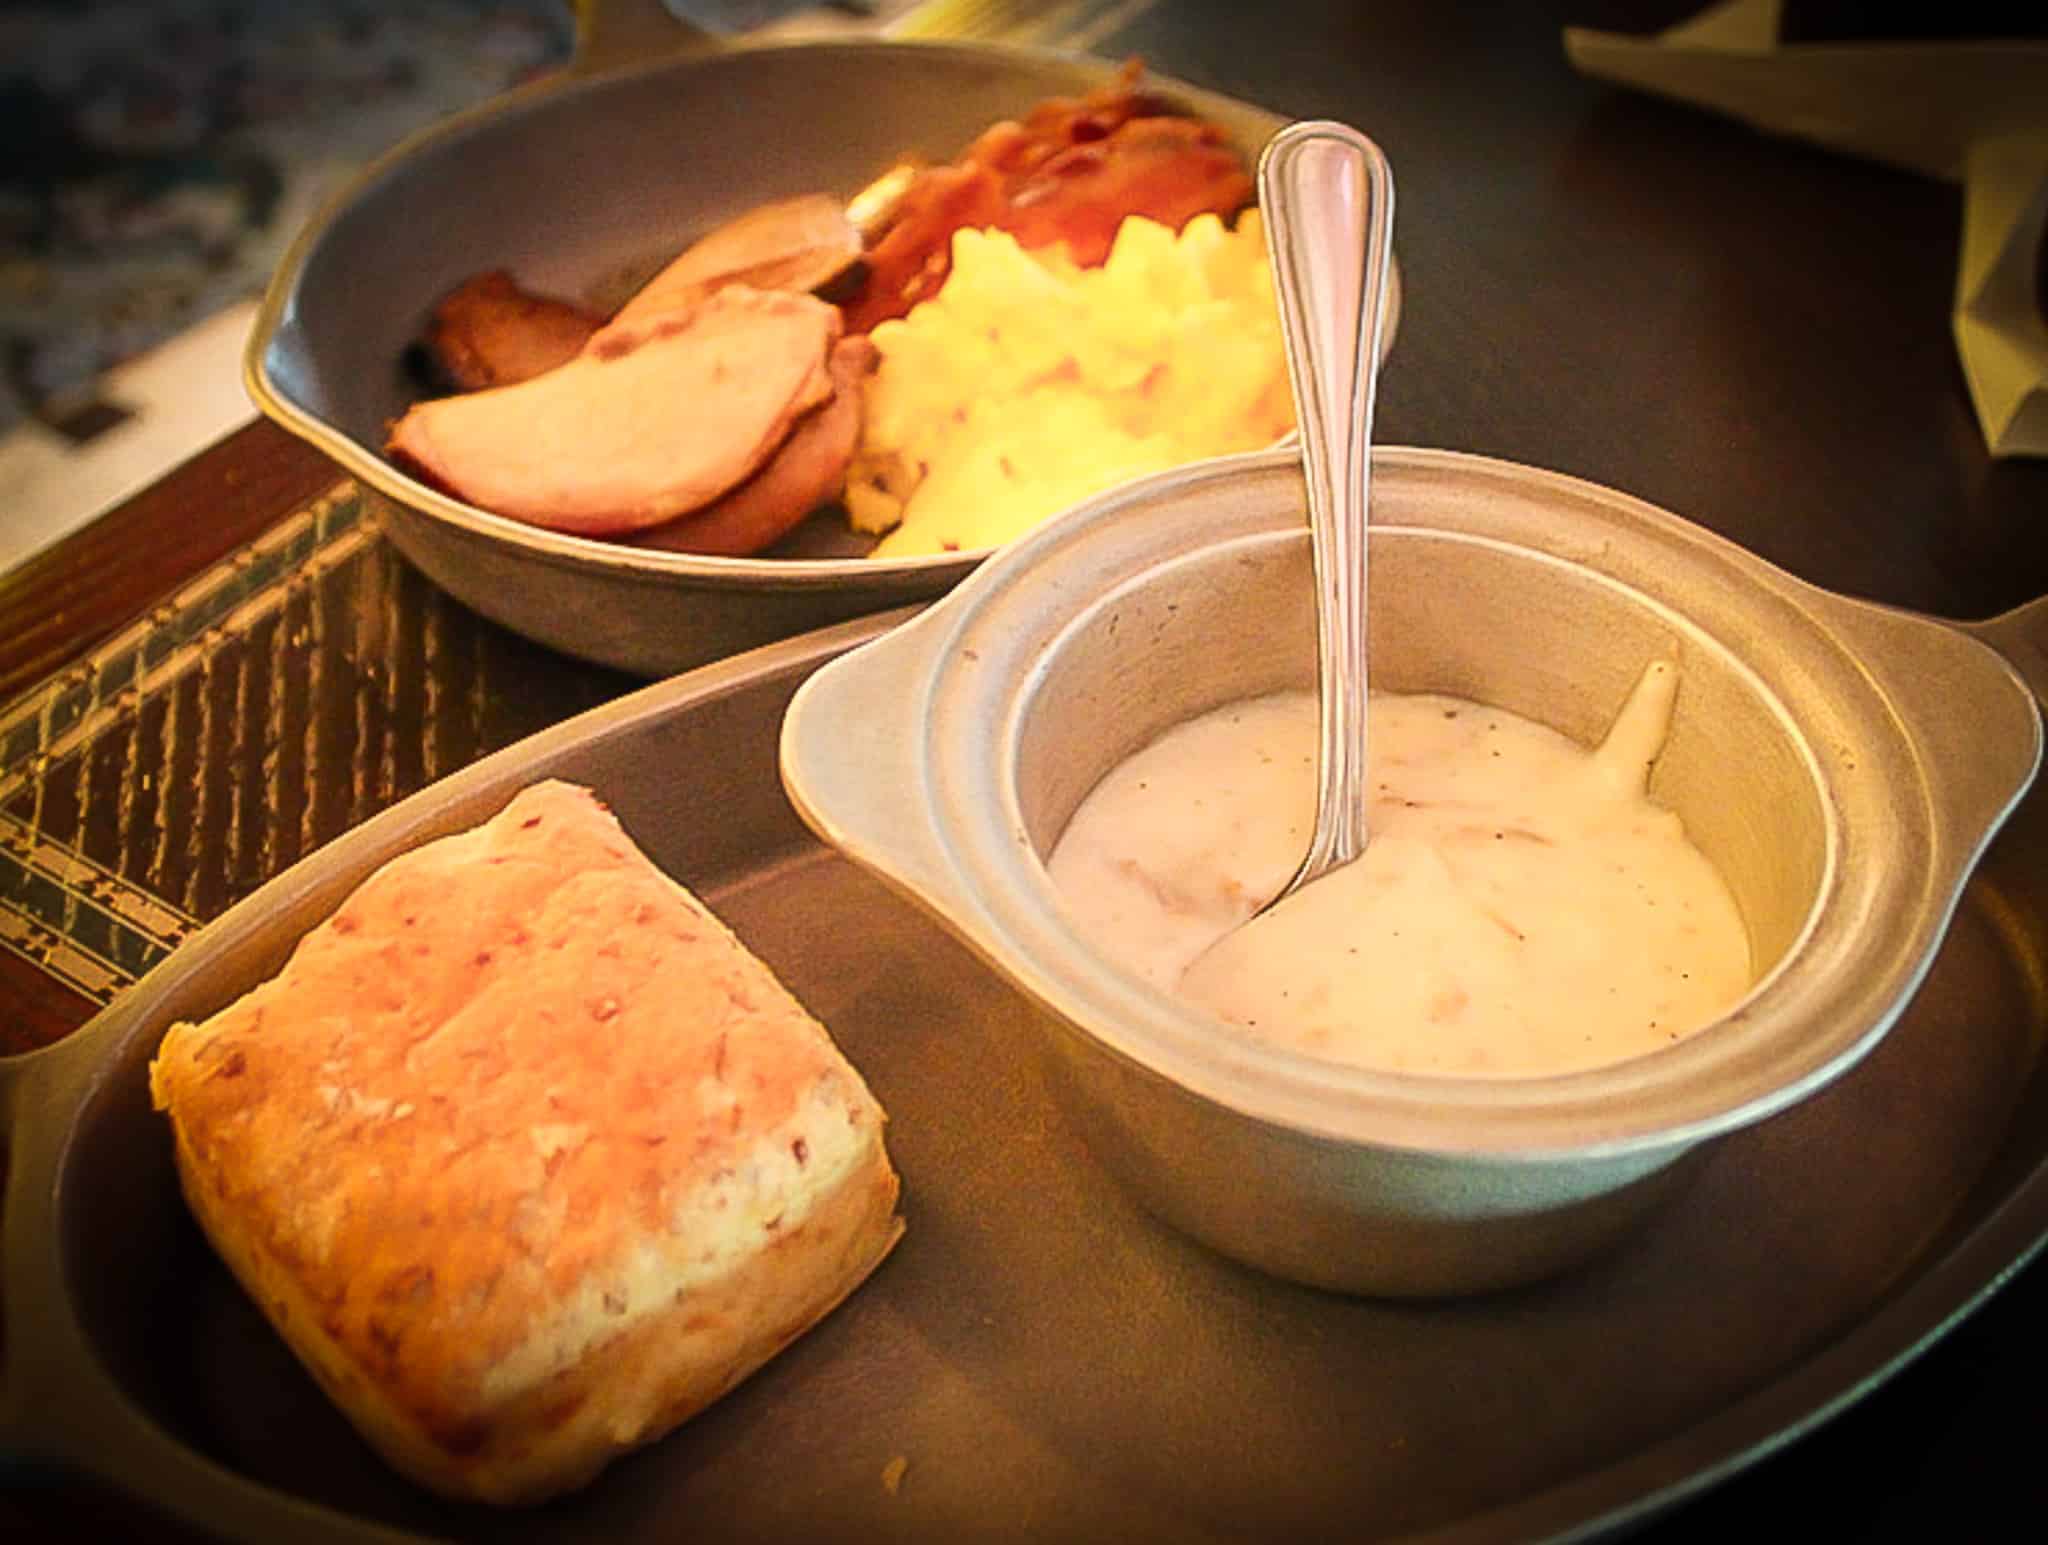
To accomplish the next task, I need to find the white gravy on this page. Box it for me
[1045,664,1751,1077]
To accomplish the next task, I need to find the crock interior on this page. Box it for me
[1013,523,1829,1002]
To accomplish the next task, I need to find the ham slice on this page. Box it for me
[415,270,602,392]
[612,195,862,327]
[387,287,839,536]
[629,336,876,557]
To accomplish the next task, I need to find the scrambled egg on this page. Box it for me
[845,210,1292,558]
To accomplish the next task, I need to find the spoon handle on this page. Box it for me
[1258,121,1396,892]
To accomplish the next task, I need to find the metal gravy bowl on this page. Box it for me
[244,33,1397,678]
[781,445,2048,1297]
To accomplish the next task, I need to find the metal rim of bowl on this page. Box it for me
[792,445,2036,1161]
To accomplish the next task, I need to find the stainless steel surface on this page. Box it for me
[4,607,2048,1542]
[1256,120,1394,906]
[781,446,2044,1296]
[242,34,1398,678]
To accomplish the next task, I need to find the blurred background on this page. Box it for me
[0,0,581,569]
[0,1,577,437]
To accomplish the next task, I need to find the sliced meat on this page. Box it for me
[612,194,862,326]
[416,270,603,392]
[387,287,839,536]
[629,335,876,557]
[995,116,1254,268]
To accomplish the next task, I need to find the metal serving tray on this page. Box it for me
[2,610,2046,1543]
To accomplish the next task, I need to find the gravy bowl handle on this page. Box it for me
[1966,593,2048,712]
[1828,590,2045,860]
[781,607,982,932]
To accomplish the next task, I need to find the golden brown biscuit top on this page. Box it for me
[153,781,873,1434]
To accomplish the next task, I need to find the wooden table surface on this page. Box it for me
[5,1,2048,1538]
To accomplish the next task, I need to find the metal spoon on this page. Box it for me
[1255,119,1397,913]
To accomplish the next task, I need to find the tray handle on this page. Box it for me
[0,1031,98,1444]
[569,0,723,77]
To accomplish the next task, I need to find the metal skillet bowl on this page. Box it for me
[782,445,2048,1298]
[244,31,1398,677]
